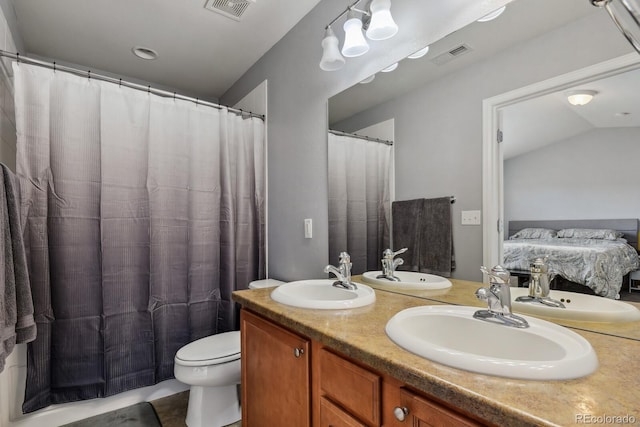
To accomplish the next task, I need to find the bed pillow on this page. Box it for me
[509,228,557,240]
[556,228,623,240]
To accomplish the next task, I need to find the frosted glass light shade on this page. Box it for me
[366,0,398,41]
[319,27,345,71]
[342,13,369,57]
[567,90,597,106]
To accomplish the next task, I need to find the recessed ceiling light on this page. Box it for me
[132,46,158,60]
[477,6,506,22]
[407,46,430,59]
[381,62,398,73]
[359,74,376,84]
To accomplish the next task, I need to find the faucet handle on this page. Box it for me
[480,265,511,284]
[382,248,408,259]
[393,247,408,257]
[338,251,351,265]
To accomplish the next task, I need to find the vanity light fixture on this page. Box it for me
[380,62,398,72]
[366,0,399,40]
[319,0,399,71]
[566,90,598,106]
[342,10,370,57]
[477,5,507,22]
[407,45,430,59]
[320,27,346,71]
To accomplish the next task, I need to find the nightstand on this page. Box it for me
[630,269,640,292]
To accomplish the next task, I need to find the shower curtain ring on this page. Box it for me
[119,78,122,87]
[147,85,151,94]
[16,52,19,65]
[53,62,56,73]
[87,70,91,80]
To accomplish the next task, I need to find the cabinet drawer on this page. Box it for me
[320,397,367,427]
[319,348,381,426]
[400,388,483,426]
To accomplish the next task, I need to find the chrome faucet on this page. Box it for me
[474,265,529,328]
[376,248,408,281]
[324,252,358,290]
[515,257,565,308]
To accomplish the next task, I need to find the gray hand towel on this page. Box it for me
[0,164,36,374]
[392,199,423,271]
[418,197,455,277]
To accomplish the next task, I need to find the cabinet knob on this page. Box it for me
[393,406,409,421]
[294,347,304,358]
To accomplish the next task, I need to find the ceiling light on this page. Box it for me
[359,74,376,84]
[566,90,598,106]
[342,10,369,57]
[319,0,399,71]
[477,6,506,22]
[132,46,158,60]
[381,62,398,73]
[407,45,430,59]
[319,27,346,71]
[366,0,399,40]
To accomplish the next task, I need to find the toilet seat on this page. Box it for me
[175,331,240,367]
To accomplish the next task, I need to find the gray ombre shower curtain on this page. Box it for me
[13,63,265,412]
[327,133,391,275]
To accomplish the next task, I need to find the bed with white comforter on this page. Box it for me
[503,237,639,299]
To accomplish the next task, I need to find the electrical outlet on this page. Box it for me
[461,210,481,225]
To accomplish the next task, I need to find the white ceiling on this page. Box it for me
[11,0,322,100]
[502,68,640,159]
[328,0,599,124]
[329,0,640,161]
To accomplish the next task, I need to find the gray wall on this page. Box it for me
[306,11,633,281]
[221,0,509,280]
[504,127,640,229]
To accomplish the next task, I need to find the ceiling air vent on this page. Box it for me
[204,0,256,21]
[431,43,473,65]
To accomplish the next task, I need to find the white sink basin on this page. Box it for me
[270,279,376,309]
[362,271,452,290]
[510,288,640,323]
[385,305,598,380]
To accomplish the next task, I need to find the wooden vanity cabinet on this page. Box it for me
[382,376,484,427]
[241,309,486,427]
[240,310,311,427]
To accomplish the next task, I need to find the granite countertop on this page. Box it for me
[233,285,640,427]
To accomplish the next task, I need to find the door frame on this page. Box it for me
[482,52,640,270]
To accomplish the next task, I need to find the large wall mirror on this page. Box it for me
[327,0,640,340]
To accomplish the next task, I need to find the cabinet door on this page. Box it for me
[241,309,311,427]
[394,388,483,427]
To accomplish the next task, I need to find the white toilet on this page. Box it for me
[173,279,283,427]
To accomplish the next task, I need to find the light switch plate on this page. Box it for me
[461,210,481,225]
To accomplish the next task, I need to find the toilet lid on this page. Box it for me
[175,331,240,366]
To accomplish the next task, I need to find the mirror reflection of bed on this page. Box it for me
[503,219,640,301]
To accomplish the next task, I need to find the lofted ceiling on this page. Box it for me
[502,68,640,159]
[10,0,322,100]
[329,0,640,161]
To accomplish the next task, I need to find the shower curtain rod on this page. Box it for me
[0,50,265,120]
[329,129,393,146]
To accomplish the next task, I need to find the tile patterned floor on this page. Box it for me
[151,391,241,427]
